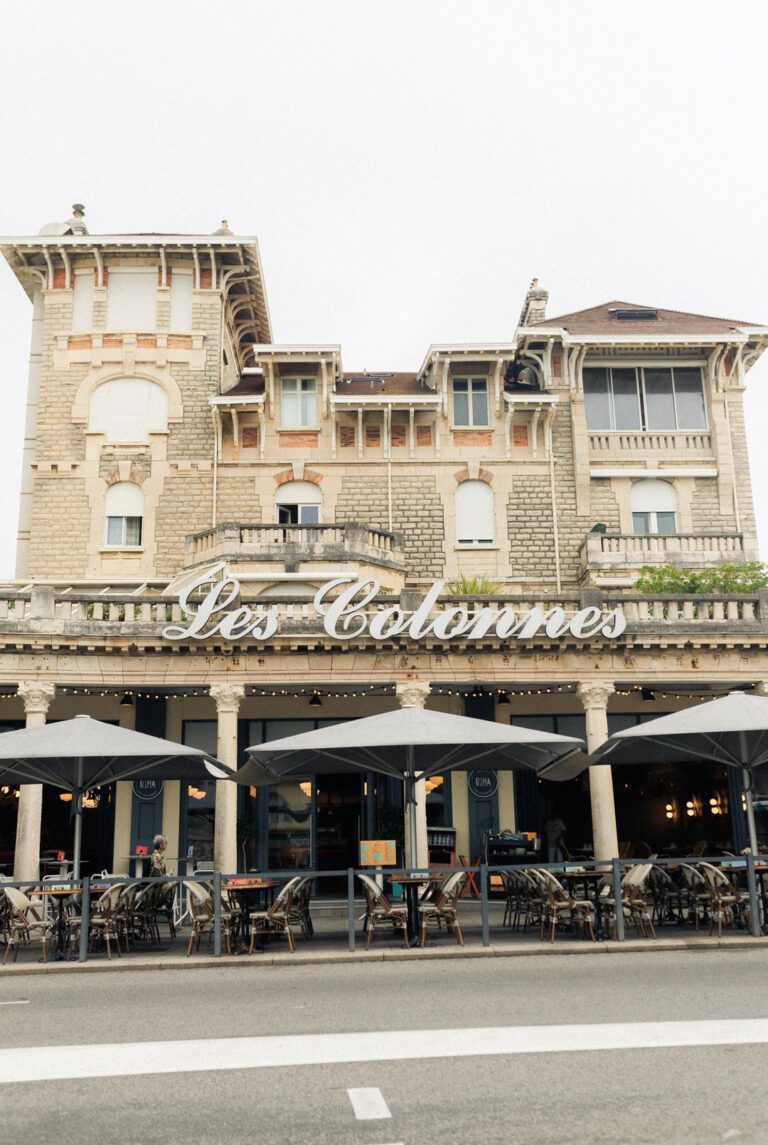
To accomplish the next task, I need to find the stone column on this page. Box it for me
[395,679,430,867]
[13,681,56,881]
[210,683,245,874]
[577,681,619,861]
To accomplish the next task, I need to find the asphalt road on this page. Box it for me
[2,950,768,1144]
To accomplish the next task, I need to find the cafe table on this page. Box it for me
[222,877,278,952]
[388,871,434,946]
[33,887,75,961]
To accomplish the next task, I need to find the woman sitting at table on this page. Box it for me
[149,835,169,877]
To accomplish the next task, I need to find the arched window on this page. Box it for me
[455,481,494,545]
[89,378,169,443]
[275,481,322,525]
[630,479,677,535]
[105,483,143,547]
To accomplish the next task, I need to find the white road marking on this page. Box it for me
[347,1087,392,1120]
[0,1000,30,1006]
[1,1019,768,1084]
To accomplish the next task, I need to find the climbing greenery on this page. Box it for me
[634,562,768,595]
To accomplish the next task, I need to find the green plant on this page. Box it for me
[446,573,503,596]
[634,562,768,595]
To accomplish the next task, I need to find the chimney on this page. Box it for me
[519,277,548,326]
[67,203,88,235]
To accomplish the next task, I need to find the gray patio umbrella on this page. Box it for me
[0,714,231,877]
[235,704,583,865]
[595,691,768,854]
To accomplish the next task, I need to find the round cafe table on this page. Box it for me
[388,872,433,947]
[34,887,75,961]
[222,877,278,953]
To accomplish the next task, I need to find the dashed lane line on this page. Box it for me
[347,1087,392,1120]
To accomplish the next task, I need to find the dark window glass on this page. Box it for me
[632,512,651,534]
[643,368,676,430]
[471,381,489,426]
[611,368,642,429]
[673,368,706,429]
[656,511,677,534]
[583,368,611,430]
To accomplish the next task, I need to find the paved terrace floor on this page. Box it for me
[3,899,768,974]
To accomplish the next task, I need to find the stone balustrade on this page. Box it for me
[184,521,403,571]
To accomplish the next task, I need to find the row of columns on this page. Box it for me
[10,677,620,879]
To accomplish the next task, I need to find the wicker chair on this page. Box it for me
[418,871,467,946]
[184,880,233,956]
[357,872,407,949]
[698,862,750,936]
[1,886,55,964]
[288,875,314,940]
[248,876,302,953]
[535,868,595,943]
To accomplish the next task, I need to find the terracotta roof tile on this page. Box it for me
[528,300,763,337]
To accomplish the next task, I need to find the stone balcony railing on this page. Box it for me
[588,430,713,454]
[579,530,754,585]
[0,584,766,649]
[184,521,406,574]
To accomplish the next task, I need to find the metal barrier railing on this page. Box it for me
[0,854,764,963]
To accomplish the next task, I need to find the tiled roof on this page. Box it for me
[339,372,423,395]
[221,374,265,397]
[528,301,763,337]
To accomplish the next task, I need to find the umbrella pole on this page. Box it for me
[405,744,419,869]
[743,767,759,855]
[73,757,84,879]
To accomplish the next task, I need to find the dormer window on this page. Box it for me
[608,308,659,321]
[453,378,488,427]
[281,378,317,428]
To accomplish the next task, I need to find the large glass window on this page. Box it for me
[281,378,317,427]
[453,378,489,427]
[105,482,143,547]
[455,480,494,545]
[275,480,322,526]
[90,378,169,443]
[182,720,217,864]
[630,478,678,534]
[583,366,706,431]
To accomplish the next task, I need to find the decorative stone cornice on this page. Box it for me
[16,681,56,716]
[209,682,246,713]
[396,679,431,709]
[577,680,615,711]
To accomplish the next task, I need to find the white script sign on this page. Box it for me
[162,574,627,644]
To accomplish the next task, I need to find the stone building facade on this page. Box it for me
[1,211,768,881]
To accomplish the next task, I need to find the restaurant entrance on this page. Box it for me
[316,773,363,893]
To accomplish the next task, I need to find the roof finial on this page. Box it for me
[214,219,233,235]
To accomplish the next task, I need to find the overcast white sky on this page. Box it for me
[0,1,766,578]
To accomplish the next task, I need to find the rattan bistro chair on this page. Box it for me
[698,862,750,937]
[1,886,55,964]
[357,872,408,949]
[535,868,595,943]
[184,880,234,956]
[418,871,467,946]
[288,875,314,941]
[248,876,302,954]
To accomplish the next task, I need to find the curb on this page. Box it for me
[3,935,768,975]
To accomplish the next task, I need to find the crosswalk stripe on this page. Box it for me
[2,1019,768,1084]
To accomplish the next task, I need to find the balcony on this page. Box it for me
[183,521,406,589]
[579,530,751,586]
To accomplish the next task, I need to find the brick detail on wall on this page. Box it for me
[241,426,259,449]
[416,425,432,447]
[453,431,492,447]
[276,431,319,448]
[335,474,445,577]
[365,425,381,447]
[390,423,406,448]
[513,425,529,447]
[339,426,355,448]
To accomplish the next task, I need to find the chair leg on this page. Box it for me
[454,919,464,946]
[186,928,195,956]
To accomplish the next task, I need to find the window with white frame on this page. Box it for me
[169,269,193,331]
[105,268,157,331]
[71,269,94,332]
[275,480,322,525]
[104,482,144,547]
[281,378,317,428]
[455,480,494,545]
[583,366,706,432]
[452,377,489,427]
[89,378,169,443]
[630,478,678,535]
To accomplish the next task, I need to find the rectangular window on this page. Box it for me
[281,378,317,427]
[106,269,157,331]
[71,270,94,332]
[453,378,488,426]
[169,269,193,330]
[584,366,706,432]
[106,516,142,547]
[632,511,677,535]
